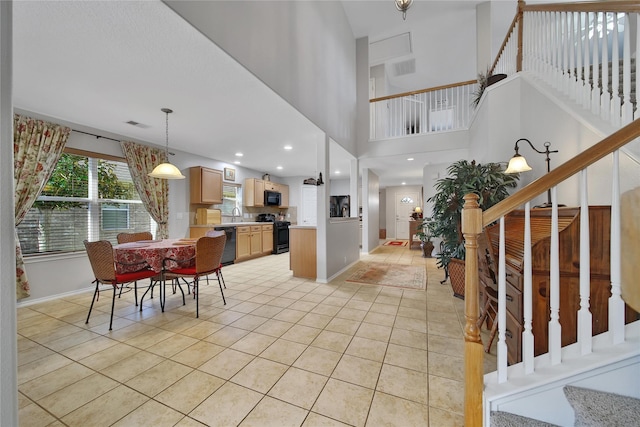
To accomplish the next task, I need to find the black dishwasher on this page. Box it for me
[214,226,236,265]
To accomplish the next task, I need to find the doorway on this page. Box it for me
[395,192,418,239]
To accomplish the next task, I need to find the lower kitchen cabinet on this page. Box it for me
[236,225,271,261]
[261,224,273,253]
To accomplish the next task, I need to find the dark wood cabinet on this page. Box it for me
[484,206,638,364]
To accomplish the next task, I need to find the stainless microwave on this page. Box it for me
[265,190,281,206]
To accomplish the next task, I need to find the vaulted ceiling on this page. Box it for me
[13,1,485,188]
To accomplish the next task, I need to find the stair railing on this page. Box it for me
[369,80,477,140]
[463,118,640,425]
[494,1,640,128]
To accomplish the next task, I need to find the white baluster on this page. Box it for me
[568,11,576,100]
[622,13,632,124]
[591,12,600,116]
[609,150,624,344]
[611,12,621,126]
[549,187,562,365]
[523,202,535,374]
[578,169,593,355]
[576,12,584,105]
[498,217,508,383]
[562,12,570,95]
[601,11,610,121]
[583,12,591,110]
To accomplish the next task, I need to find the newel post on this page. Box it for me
[462,193,483,426]
[517,0,525,72]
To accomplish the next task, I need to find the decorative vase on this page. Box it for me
[420,241,434,258]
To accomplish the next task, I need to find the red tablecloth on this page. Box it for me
[114,239,196,273]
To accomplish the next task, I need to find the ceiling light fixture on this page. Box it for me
[148,108,185,179]
[395,0,413,20]
[235,152,243,157]
[284,145,292,150]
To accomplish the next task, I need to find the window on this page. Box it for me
[219,184,242,216]
[17,151,156,255]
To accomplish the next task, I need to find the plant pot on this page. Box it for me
[420,241,434,258]
[448,258,466,299]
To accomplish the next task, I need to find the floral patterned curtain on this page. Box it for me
[120,141,169,239]
[14,114,71,299]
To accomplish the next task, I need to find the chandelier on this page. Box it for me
[148,108,185,179]
[395,0,413,20]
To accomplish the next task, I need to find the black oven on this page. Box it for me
[273,221,290,254]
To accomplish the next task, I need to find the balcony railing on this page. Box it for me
[369,80,477,140]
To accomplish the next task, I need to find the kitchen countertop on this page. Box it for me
[289,225,316,229]
[190,222,266,227]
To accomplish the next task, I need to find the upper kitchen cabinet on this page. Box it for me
[275,183,289,208]
[244,178,265,207]
[190,166,223,204]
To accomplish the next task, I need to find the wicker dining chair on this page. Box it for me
[84,240,156,330]
[163,234,227,318]
[116,231,153,244]
[116,231,157,305]
[204,229,227,289]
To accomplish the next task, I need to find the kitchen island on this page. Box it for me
[289,225,316,279]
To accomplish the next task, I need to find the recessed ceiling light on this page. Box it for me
[402,182,406,185]
[277,166,283,170]
[407,157,414,161]
[335,170,341,174]
[234,161,241,165]
[235,152,243,157]
[284,145,292,150]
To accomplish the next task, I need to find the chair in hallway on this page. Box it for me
[84,240,156,330]
[163,234,227,318]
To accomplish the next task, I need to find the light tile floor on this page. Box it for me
[17,242,496,426]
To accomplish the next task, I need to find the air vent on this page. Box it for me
[393,59,416,76]
[369,32,412,65]
[125,120,150,129]
[126,120,140,126]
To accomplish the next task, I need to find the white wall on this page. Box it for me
[362,168,380,253]
[165,0,357,157]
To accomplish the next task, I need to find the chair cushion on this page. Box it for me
[564,385,640,426]
[170,267,198,276]
[115,268,156,284]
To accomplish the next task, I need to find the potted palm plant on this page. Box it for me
[415,218,434,258]
[427,160,519,297]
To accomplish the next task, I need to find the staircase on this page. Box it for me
[461,2,640,425]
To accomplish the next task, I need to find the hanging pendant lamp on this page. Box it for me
[148,108,185,179]
[395,0,413,20]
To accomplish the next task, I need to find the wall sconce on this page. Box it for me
[505,138,558,207]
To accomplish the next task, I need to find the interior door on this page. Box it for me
[395,192,418,239]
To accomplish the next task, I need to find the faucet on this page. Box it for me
[231,207,241,222]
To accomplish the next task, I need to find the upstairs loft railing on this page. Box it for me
[494,0,640,128]
[369,80,477,140]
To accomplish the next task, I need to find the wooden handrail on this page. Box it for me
[369,79,476,103]
[490,1,523,75]
[483,118,640,227]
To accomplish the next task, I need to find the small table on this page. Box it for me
[114,239,196,310]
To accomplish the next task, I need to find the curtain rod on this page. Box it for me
[72,129,174,155]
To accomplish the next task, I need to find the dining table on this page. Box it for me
[113,238,196,274]
[113,238,197,311]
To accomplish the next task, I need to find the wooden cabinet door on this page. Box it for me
[262,225,273,253]
[278,184,289,208]
[250,226,262,255]
[254,180,265,206]
[190,167,222,204]
[236,226,251,259]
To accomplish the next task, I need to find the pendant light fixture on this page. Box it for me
[148,108,185,179]
[395,0,413,20]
